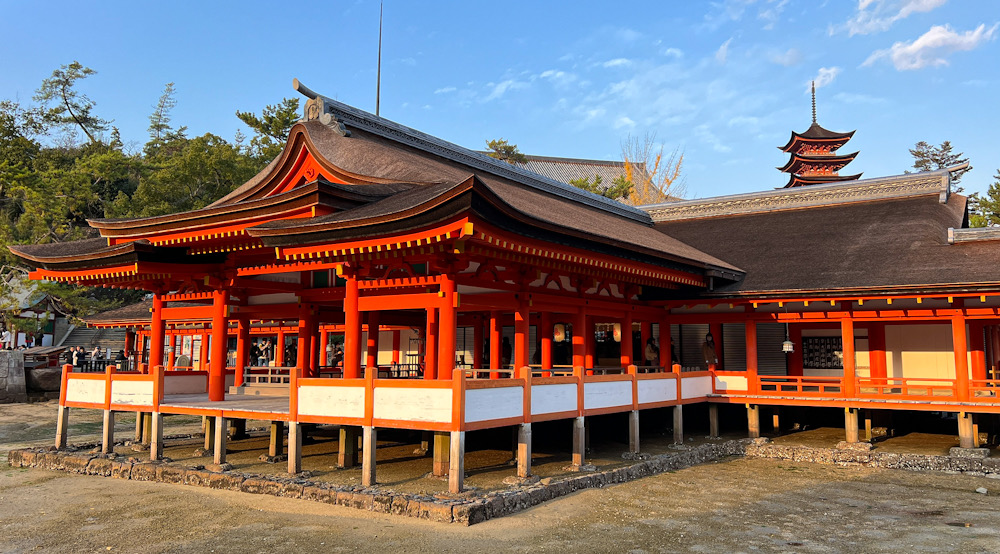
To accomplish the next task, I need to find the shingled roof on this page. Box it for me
[647,167,996,297]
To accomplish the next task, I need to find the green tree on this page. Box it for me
[120,133,258,218]
[569,174,634,202]
[33,61,110,144]
[485,138,527,164]
[145,82,187,158]
[970,170,1000,227]
[236,98,300,161]
[909,140,971,192]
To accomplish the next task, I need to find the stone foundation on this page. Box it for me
[8,438,999,524]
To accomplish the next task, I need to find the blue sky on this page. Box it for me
[0,0,997,198]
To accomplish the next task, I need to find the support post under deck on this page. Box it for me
[628,410,640,453]
[55,406,68,449]
[517,423,532,478]
[213,416,228,464]
[362,426,377,487]
[572,416,586,467]
[102,410,115,454]
[433,431,450,476]
[288,422,302,474]
[845,407,860,443]
[673,405,684,445]
[747,405,760,439]
[449,430,465,493]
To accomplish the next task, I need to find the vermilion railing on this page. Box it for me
[969,379,1000,401]
[758,375,843,396]
[855,377,958,401]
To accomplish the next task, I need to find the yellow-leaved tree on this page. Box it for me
[620,133,685,205]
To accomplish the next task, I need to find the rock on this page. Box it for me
[949,447,990,459]
[25,367,62,392]
[836,441,874,452]
[206,462,233,472]
[976,487,988,495]
[502,475,540,486]
[192,448,211,457]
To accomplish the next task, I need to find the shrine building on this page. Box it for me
[10,81,1000,494]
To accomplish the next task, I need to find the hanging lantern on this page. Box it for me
[781,322,794,353]
[553,323,566,343]
[612,323,622,343]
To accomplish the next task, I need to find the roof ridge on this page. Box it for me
[304,91,652,225]
[642,168,954,222]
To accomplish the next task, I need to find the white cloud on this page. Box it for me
[614,116,636,129]
[811,67,842,89]
[694,124,732,153]
[539,69,578,88]
[716,38,734,64]
[434,86,456,94]
[603,58,632,68]
[758,0,790,30]
[482,80,528,102]
[663,48,684,58]
[769,48,802,66]
[841,0,948,36]
[399,57,417,66]
[832,92,887,104]
[863,23,998,70]
[727,115,760,127]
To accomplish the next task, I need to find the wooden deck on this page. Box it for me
[160,393,290,419]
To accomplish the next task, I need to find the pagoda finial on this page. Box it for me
[811,81,816,124]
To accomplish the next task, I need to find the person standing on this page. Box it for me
[701,333,719,370]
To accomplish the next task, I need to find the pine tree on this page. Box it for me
[485,138,527,164]
[971,170,1000,227]
[33,61,110,144]
[909,140,971,192]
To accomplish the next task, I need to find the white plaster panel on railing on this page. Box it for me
[163,374,208,395]
[374,387,452,423]
[637,378,677,405]
[682,375,713,399]
[298,385,365,419]
[584,380,633,410]
[531,383,578,416]
[465,386,523,423]
[66,379,105,404]
[714,374,748,392]
[110,380,154,406]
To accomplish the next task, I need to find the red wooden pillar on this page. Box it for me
[343,276,362,379]
[391,330,401,364]
[199,332,209,370]
[208,289,230,401]
[658,318,672,368]
[573,310,587,369]
[490,311,502,379]
[990,325,1000,379]
[234,318,250,387]
[970,321,987,381]
[540,311,552,375]
[297,307,312,380]
[472,315,484,370]
[841,318,857,397]
[366,311,381,370]
[275,329,286,366]
[868,323,888,384]
[745,321,758,393]
[167,332,177,370]
[319,327,329,367]
[514,302,530,370]
[438,276,457,379]
[425,308,438,380]
[123,330,134,358]
[620,312,633,368]
[953,315,970,401]
[787,325,804,377]
[149,294,165,372]
[709,323,724,370]
[309,319,320,378]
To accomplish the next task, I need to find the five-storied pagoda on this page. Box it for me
[778,82,862,187]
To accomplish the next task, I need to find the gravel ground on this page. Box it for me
[4,402,1000,552]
